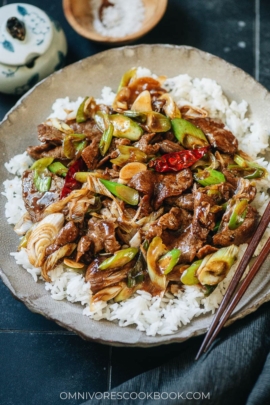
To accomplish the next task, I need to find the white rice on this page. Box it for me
[3,69,270,336]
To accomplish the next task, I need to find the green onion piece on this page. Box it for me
[63,133,86,159]
[171,118,209,148]
[48,162,68,177]
[127,251,145,288]
[117,68,137,91]
[197,245,239,285]
[30,157,54,170]
[99,247,139,270]
[94,111,106,132]
[99,178,139,205]
[228,200,248,230]
[144,111,171,133]
[76,97,88,123]
[180,259,202,285]
[244,168,265,179]
[99,123,114,156]
[207,189,220,196]
[233,154,248,168]
[74,172,89,183]
[194,169,226,186]
[109,114,143,141]
[110,145,147,166]
[123,110,147,122]
[33,169,51,192]
[75,140,88,153]
[213,220,221,233]
[158,248,181,275]
[203,285,218,297]
[146,236,167,290]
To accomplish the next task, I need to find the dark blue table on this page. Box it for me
[1,1,270,404]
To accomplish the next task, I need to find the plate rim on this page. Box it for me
[1,44,270,347]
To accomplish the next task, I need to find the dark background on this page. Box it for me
[0,1,270,404]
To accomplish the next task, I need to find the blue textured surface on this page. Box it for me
[0,1,270,404]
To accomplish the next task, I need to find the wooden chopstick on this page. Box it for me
[195,200,270,360]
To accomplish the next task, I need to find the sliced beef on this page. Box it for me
[145,207,192,240]
[222,168,238,188]
[134,133,160,155]
[128,170,156,196]
[200,182,233,204]
[87,218,120,254]
[45,244,59,257]
[213,205,258,246]
[22,170,64,222]
[153,169,193,210]
[170,191,216,263]
[166,193,194,212]
[138,195,153,218]
[37,124,64,145]
[190,118,238,154]
[54,221,78,246]
[69,119,102,140]
[76,235,92,262]
[196,245,218,259]
[158,139,184,154]
[85,258,133,293]
[27,143,67,161]
[81,135,101,169]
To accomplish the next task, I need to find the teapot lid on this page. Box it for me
[0,3,53,66]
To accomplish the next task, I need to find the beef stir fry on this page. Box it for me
[17,69,267,306]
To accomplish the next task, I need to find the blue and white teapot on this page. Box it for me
[0,3,67,94]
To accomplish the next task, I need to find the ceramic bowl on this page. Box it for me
[0,3,67,95]
[0,45,270,346]
[62,0,168,44]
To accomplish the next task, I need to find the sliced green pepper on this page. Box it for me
[110,145,147,166]
[76,97,88,123]
[99,123,114,156]
[99,247,139,270]
[48,162,68,177]
[228,199,248,230]
[158,248,181,275]
[171,118,209,148]
[194,169,226,186]
[99,178,139,205]
[180,259,202,285]
[63,133,86,159]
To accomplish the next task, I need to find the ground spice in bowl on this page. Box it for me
[90,0,145,37]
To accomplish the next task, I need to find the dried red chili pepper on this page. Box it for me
[148,146,209,173]
[60,157,87,199]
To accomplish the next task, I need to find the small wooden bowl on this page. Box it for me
[62,0,168,44]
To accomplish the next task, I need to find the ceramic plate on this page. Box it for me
[1,45,269,347]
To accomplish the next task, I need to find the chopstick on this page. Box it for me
[195,200,270,360]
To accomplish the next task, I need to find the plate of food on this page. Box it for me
[1,45,270,346]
